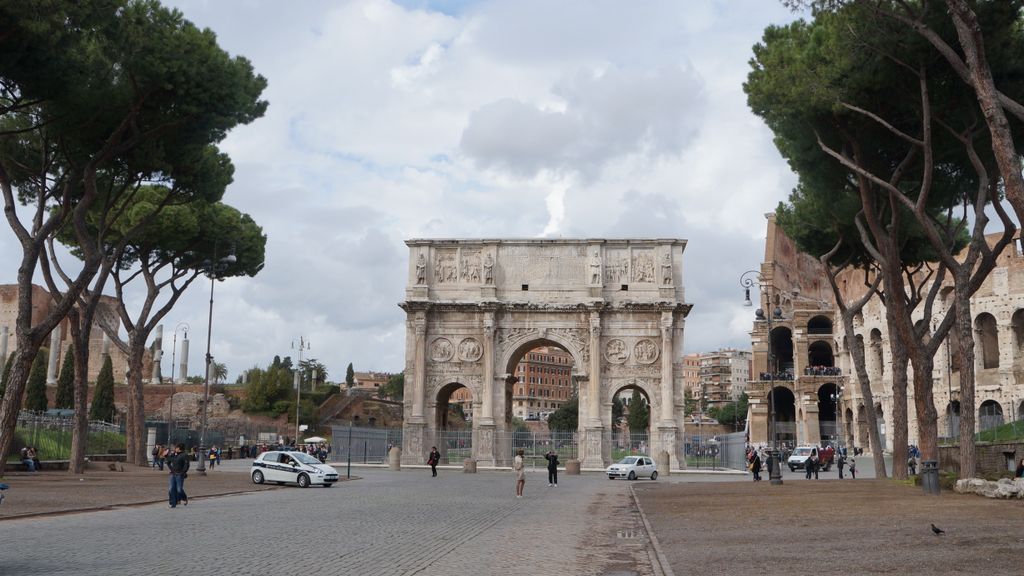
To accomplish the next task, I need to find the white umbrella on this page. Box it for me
[303,436,327,443]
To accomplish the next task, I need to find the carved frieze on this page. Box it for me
[434,249,458,284]
[496,328,538,349]
[430,337,454,362]
[631,250,655,283]
[604,362,661,378]
[549,327,589,366]
[634,338,659,364]
[458,338,483,362]
[605,339,629,364]
[605,250,630,284]
[461,251,482,283]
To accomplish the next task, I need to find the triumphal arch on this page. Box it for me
[399,239,692,469]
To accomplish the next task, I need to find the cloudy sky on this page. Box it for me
[2,0,806,382]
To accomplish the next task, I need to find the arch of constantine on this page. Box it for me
[400,239,692,468]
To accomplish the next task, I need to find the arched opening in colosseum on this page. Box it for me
[856,404,869,448]
[975,313,1000,369]
[869,329,884,378]
[945,401,961,438]
[1012,309,1024,352]
[768,386,796,446]
[817,382,841,445]
[807,340,834,368]
[979,399,1004,431]
[769,327,794,374]
[807,315,832,335]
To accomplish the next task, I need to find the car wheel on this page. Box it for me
[628,471,636,481]
[297,473,310,488]
[252,470,264,484]
[650,471,658,481]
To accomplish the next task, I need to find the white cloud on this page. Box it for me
[0,0,804,380]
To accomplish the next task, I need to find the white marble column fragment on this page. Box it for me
[660,311,674,424]
[412,314,427,423]
[1,326,8,362]
[179,338,189,383]
[152,324,163,381]
[101,333,111,357]
[481,312,495,424]
[46,328,61,384]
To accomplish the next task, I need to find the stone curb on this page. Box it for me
[629,483,674,576]
[0,486,285,522]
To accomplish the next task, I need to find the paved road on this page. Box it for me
[0,466,662,576]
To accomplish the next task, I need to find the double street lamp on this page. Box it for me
[741,270,784,485]
[196,253,236,476]
[166,322,189,447]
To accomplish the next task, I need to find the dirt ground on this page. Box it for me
[0,465,285,519]
[634,479,1024,576]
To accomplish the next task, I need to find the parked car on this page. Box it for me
[251,451,339,488]
[606,456,658,480]
[787,445,834,472]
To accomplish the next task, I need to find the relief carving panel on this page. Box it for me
[430,338,454,362]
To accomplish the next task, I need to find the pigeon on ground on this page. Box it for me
[930,524,945,535]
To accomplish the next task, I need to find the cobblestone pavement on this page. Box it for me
[0,467,661,576]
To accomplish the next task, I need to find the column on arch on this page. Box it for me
[411,313,427,423]
[659,311,674,424]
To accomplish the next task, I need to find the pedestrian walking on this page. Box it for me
[848,457,857,479]
[514,448,526,498]
[152,444,162,469]
[907,456,917,476]
[750,452,762,482]
[545,450,559,487]
[167,443,190,509]
[837,452,846,479]
[427,447,440,477]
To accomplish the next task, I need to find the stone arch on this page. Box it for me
[979,399,1004,431]
[975,312,1000,369]
[1012,309,1024,352]
[844,407,855,447]
[768,385,796,446]
[500,336,584,381]
[869,329,884,378]
[770,326,794,373]
[817,382,841,444]
[1018,400,1024,422]
[612,381,654,441]
[856,404,869,448]
[875,402,886,451]
[435,381,473,431]
[946,400,961,438]
[807,340,834,368]
[807,315,833,335]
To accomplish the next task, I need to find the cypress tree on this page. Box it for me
[345,363,355,388]
[627,389,649,433]
[0,352,13,400]
[55,346,75,409]
[90,355,116,422]
[25,347,49,412]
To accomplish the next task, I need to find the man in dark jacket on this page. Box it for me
[545,450,559,487]
[167,444,190,508]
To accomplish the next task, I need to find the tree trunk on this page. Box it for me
[954,281,977,478]
[887,323,910,481]
[67,310,90,474]
[0,348,38,472]
[127,333,147,466]
[910,354,940,468]
[842,310,888,478]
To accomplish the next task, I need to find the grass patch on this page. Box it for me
[9,428,125,461]
[975,421,1024,443]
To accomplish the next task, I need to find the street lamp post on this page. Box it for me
[741,270,784,485]
[293,336,310,444]
[167,322,189,447]
[196,253,236,476]
[831,385,843,450]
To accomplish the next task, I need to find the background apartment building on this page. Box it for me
[698,348,752,403]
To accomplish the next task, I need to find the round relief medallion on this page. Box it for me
[604,339,629,364]
[430,338,454,362]
[633,339,659,364]
[458,338,483,362]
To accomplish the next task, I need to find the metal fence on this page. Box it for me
[685,431,746,471]
[330,425,404,464]
[14,411,124,460]
[497,430,579,468]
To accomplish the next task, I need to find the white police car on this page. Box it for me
[606,455,658,480]
[251,451,339,488]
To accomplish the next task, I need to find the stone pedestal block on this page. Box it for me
[656,451,670,475]
[565,459,581,475]
[463,459,477,473]
[388,446,402,470]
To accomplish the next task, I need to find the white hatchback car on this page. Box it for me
[251,451,339,488]
[606,455,658,480]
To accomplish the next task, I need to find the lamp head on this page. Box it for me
[744,287,752,307]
